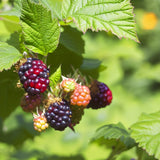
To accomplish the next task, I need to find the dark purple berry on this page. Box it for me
[21,94,43,112]
[87,80,113,109]
[45,100,72,131]
[18,58,50,95]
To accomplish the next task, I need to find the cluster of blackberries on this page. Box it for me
[18,59,113,132]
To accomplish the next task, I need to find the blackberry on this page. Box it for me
[45,100,72,131]
[70,84,91,108]
[21,94,43,112]
[33,113,49,132]
[61,78,76,93]
[87,80,112,109]
[18,58,50,95]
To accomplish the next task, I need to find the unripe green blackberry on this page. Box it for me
[61,78,76,93]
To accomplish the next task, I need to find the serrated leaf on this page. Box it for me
[0,42,22,71]
[40,0,63,19]
[20,0,60,55]
[92,123,136,150]
[62,0,139,41]
[49,66,61,89]
[131,111,160,160]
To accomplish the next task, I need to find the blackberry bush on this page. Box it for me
[45,100,72,131]
[18,58,50,95]
[87,80,112,109]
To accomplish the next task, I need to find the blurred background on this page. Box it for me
[0,0,160,159]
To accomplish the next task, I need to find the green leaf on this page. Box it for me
[0,15,21,33]
[0,70,24,120]
[47,43,83,75]
[80,59,102,71]
[92,123,136,151]
[62,0,139,41]
[60,26,85,55]
[49,66,61,89]
[0,42,22,72]
[20,0,60,55]
[131,111,160,160]
[40,0,63,19]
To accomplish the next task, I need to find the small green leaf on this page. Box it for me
[92,123,136,150]
[131,111,160,160]
[49,66,61,89]
[62,0,139,42]
[20,0,60,55]
[0,42,22,72]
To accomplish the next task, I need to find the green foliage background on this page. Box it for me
[0,0,160,159]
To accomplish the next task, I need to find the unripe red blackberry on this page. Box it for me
[87,80,112,109]
[70,84,91,108]
[21,94,43,112]
[33,113,49,132]
[70,105,84,126]
[61,78,76,93]
[45,100,72,131]
[18,58,50,95]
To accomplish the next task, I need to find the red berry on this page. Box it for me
[18,58,50,95]
[70,84,91,108]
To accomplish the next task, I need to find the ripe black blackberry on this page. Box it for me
[45,100,72,131]
[21,94,43,112]
[87,80,112,109]
[18,58,50,95]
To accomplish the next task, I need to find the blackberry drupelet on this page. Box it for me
[18,58,50,95]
